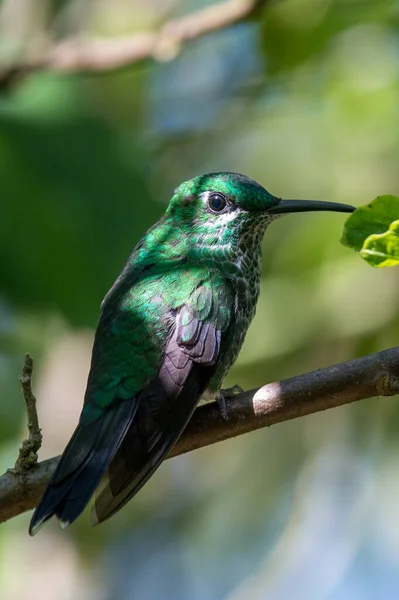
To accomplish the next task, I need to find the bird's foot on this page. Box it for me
[215,385,244,422]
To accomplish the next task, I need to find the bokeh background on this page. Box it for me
[1,0,399,598]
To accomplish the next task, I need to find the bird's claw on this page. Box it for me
[215,385,244,422]
[222,384,244,397]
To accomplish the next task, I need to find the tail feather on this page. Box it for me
[29,399,137,536]
[91,365,208,525]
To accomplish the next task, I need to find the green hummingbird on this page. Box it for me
[29,172,354,534]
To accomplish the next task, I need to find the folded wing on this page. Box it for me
[91,282,230,525]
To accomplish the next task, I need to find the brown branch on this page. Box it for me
[1,346,399,524]
[14,354,42,473]
[0,0,270,88]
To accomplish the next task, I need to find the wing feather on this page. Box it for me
[91,282,231,525]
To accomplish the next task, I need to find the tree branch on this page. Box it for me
[1,346,399,524]
[0,0,269,88]
[14,354,42,473]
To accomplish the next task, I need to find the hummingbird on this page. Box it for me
[29,172,354,534]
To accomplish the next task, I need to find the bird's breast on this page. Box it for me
[209,251,262,390]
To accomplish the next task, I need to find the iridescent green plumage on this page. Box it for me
[29,172,354,534]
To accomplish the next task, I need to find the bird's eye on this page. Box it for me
[208,193,227,213]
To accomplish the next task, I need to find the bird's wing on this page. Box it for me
[91,277,233,525]
[29,266,233,534]
[29,285,161,535]
[29,262,171,534]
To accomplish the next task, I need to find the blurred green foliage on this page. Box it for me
[1,0,399,599]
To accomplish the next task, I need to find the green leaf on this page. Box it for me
[360,220,399,267]
[341,195,399,268]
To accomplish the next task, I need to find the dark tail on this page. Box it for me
[29,400,136,535]
[91,364,209,525]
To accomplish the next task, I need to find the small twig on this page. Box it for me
[14,354,42,473]
[1,346,399,523]
[0,0,270,88]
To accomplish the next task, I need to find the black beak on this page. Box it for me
[268,199,355,215]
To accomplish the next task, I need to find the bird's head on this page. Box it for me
[166,172,354,249]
